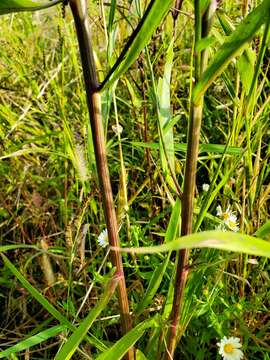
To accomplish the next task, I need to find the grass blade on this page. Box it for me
[0,0,61,14]
[0,325,66,359]
[157,39,176,189]
[100,0,173,90]
[193,0,270,104]
[1,253,69,325]
[114,230,270,258]
[54,275,120,360]
[96,318,158,360]
[1,254,107,352]
[254,220,270,240]
[131,141,242,155]
[0,245,38,252]
[135,199,181,316]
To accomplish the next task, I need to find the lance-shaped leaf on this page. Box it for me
[113,230,270,258]
[0,0,61,15]
[193,0,270,104]
[100,0,174,90]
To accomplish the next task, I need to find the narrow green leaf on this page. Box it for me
[217,11,256,94]
[96,318,159,360]
[1,253,70,325]
[216,10,235,35]
[165,198,181,244]
[131,141,242,155]
[0,325,66,359]
[136,349,149,360]
[195,35,216,52]
[193,0,270,104]
[1,254,107,352]
[236,48,256,93]
[54,276,120,360]
[135,257,170,317]
[108,0,117,34]
[135,199,181,316]
[157,39,175,181]
[254,220,270,240]
[100,0,173,89]
[114,230,270,258]
[0,245,38,252]
[0,0,60,14]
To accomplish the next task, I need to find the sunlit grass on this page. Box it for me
[0,1,269,359]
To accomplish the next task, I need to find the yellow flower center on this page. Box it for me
[228,220,236,227]
[224,344,234,353]
[223,212,230,220]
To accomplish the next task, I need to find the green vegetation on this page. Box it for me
[0,0,269,359]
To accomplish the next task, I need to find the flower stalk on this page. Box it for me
[69,0,133,358]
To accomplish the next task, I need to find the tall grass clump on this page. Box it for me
[0,0,270,359]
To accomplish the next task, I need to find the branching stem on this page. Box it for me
[69,1,133,358]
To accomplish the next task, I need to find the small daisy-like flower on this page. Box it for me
[202,183,210,192]
[97,229,109,248]
[217,336,244,360]
[225,214,239,232]
[112,124,123,135]
[222,205,233,222]
[216,204,239,232]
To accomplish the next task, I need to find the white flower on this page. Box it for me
[222,205,233,222]
[217,336,244,360]
[97,229,109,248]
[216,205,239,232]
[112,123,123,135]
[202,183,210,192]
[225,214,239,232]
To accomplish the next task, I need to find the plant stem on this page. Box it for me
[164,1,217,357]
[69,1,133,358]
[164,102,203,359]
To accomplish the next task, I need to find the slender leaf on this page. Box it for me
[157,39,175,184]
[193,0,270,104]
[0,0,60,14]
[113,230,270,258]
[54,276,119,360]
[108,0,117,34]
[0,325,66,359]
[236,47,256,93]
[0,245,38,252]
[135,257,170,317]
[100,0,173,89]
[217,11,256,94]
[96,318,159,360]
[131,141,242,155]
[165,198,181,244]
[1,254,107,352]
[254,220,270,240]
[135,199,181,316]
[1,254,70,325]
[136,349,149,360]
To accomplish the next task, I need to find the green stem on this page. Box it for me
[164,1,217,357]
[69,1,133,358]
[164,101,203,359]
